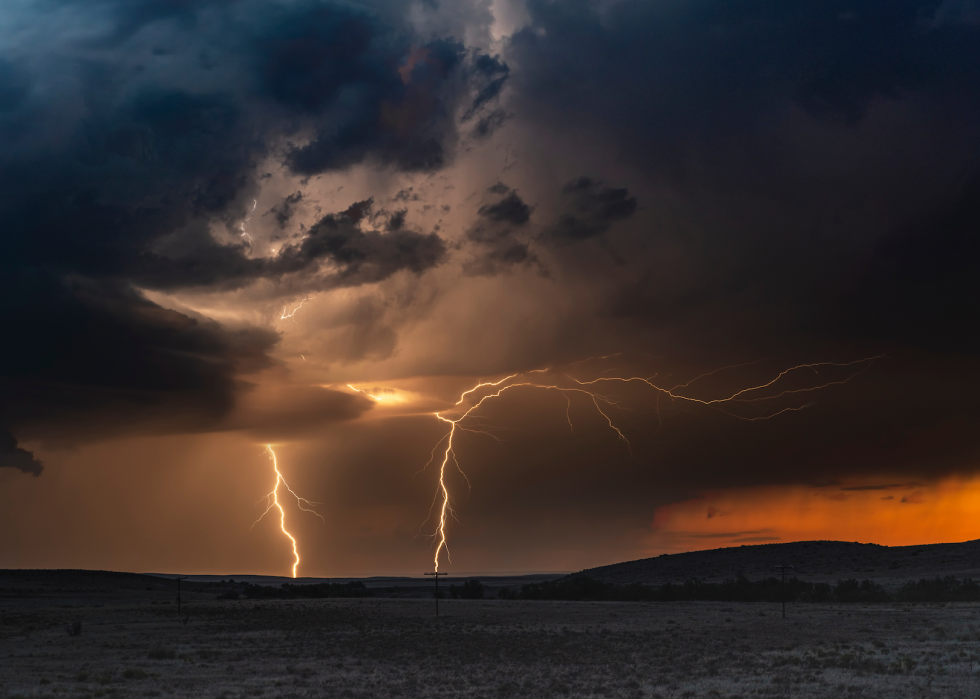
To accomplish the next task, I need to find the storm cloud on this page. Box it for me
[464,184,542,276]
[3,0,980,577]
[272,200,448,285]
[488,0,980,491]
[546,177,637,244]
[0,428,43,477]
[0,273,278,450]
[0,0,507,465]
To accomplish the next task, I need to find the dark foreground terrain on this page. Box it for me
[4,571,980,698]
[578,539,980,586]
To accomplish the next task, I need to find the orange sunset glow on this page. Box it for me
[648,477,980,554]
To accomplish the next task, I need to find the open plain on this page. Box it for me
[4,571,980,699]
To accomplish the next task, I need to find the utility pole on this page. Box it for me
[424,572,447,617]
[175,576,187,615]
[774,565,793,619]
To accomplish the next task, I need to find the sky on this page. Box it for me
[2,0,980,578]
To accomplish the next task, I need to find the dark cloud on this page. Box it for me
[269,191,303,229]
[837,172,980,352]
[0,59,29,112]
[463,185,543,276]
[0,0,504,470]
[0,428,43,476]
[464,176,638,275]
[391,187,421,202]
[840,484,905,491]
[478,191,532,225]
[386,209,407,231]
[546,177,637,243]
[280,35,509,173]
[131,199,448,291]
[687,530,773,539]
[467,54,511,115]
[471,107,509,140]
[463,53,511,140]
[510,0,980,164]
[462,241,539,277]
[495,0,980,493]
[0,273,278,448]
[64,0,240,46]
[273,200,447,286]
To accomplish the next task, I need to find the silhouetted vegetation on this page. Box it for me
[238,581,372,599]
[832,578,890,603]
[518,575,980,604]
[449,580,484,599]
[207,575,980,604]
[895,576,980,603]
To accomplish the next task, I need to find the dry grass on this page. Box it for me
[4,587,980,698]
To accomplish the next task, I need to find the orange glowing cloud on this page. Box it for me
[646,475,980,554]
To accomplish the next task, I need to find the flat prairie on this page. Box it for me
[4,575,980,699]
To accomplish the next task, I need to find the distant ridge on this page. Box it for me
[573,539,980,586]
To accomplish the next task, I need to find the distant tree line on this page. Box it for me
[219,581,373,600]
[448,580,484,599]
[514,575,980,604]
[212,574,980,603]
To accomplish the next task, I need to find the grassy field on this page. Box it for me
[5,580,980,699]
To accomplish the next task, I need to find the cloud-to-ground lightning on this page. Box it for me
[420,356,881,572]
[251,445,323,578]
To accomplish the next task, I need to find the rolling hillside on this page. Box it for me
[574,539,980,586]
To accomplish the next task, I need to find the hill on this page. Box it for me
[574,539,980,586]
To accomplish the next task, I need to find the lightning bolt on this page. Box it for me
[348,384,381,401]
[251,445,323,578]
[425,376,630,571]
[281,296,311,321]
[240,199,257,245]
[422,356,881,572]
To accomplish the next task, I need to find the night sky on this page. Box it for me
[3,0,980,577]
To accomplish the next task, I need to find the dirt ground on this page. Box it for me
[5,586,980,699]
